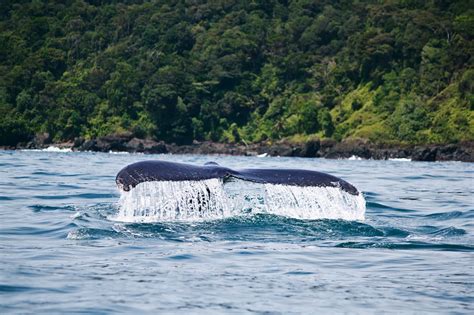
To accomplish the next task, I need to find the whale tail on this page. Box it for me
[114,160,365,221]
[116,160,359,195]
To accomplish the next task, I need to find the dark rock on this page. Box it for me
[28,132,51,149]
[7,131,472,162]
[320,139,337,148]
[436,142,474,162]
[73,137,84,148]
[126,138,167,154]
[36,132,51,145]
[80,140,97,151]
[99,133,133,151]
[15,142,28,149]
[96,138,124,152]
[291,146,302,156]
[78,133,134,152]
[301,139,321,157]
[324,140,365,159]
[268,143,294,156]
[412,147,438,161]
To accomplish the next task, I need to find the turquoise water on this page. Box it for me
[1,150,473,313]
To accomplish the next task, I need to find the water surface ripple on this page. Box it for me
[0,151,473,313]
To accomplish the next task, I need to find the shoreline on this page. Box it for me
[2,133,473,162]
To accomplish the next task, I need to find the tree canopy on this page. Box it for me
[0,0,473,145]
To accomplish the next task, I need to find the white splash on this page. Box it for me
[42,146,72,152]
[112,178,366,222]
[389,158,411,161]
[108,150,130,154]
[22,146,73,152]
[348,155,363,160]
[112,179,233,222]
[263,184,365,220]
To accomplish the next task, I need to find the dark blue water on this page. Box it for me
[1,150,473,313]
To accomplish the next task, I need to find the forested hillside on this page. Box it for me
[0,0,473,146]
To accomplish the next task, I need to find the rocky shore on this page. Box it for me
[4,132,473,162]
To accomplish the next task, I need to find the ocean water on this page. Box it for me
[0,150,473,314]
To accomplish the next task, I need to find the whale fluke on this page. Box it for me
[116,160,359,195]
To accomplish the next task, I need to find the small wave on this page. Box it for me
[424,211,464,220]
[366,201,416,213]
[0,284,67,294]
[67,227,122,240]
[379,227,411,237]
[44,146,72,152]
[29,204,77,212]
[23,146,73,152]
[427,226,466,237]
[111,179,365,222]
[2,223,76,238]
[389,158,412,161]
[108,151,130,154]
[335,241,474,252]
[70,215,382,241]
[348,155,363,160]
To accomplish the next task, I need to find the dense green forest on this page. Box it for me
[0,0,473,146]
